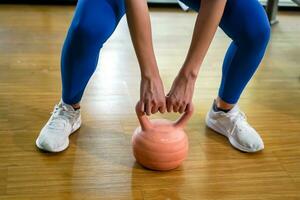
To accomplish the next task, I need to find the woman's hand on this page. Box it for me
[166,72,196,114]
[137,75,166,116]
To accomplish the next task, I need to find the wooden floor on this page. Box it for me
[0,4,300,200]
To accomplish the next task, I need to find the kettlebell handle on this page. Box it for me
[135,102,194,131]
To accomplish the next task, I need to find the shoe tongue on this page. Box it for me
[58,100,75,112]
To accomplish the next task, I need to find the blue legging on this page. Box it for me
[61,0,270,105]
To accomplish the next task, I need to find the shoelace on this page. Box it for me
[221,110,248,136]
[48,104,77,130]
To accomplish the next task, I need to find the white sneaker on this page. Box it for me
[36,100,81,152]
[205,104,264,152]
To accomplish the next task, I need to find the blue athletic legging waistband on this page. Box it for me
[61,0,270,105]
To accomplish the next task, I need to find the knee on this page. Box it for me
[70,16,115,44]
[239,22,271,49]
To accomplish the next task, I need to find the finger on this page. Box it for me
[179,104,186,114]
[158,102,166,113]
[173,105,178,112]
[173,102,180,113]
[169,104,173,113]
[145,100,152,116]
[137,101,144,115]
[166,99,172,113]
[151,102,159,114]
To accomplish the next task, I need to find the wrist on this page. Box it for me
[179,67,198,82]
[141,67,160,80]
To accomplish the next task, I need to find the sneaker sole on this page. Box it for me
[36,118,82,153]
[205,116,263,153]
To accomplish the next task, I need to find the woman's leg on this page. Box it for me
[217,0,271,105]
[61,0,125,105]
[35,0,126,152]
[179,0,269,152]
[179,0,270,106]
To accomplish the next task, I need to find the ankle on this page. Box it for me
[215,97,234,111]
[71,103,80,110]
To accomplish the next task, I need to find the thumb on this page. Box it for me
[166,92,171,98]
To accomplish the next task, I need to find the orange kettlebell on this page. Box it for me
[132,103,193,171]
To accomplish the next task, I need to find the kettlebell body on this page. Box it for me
[132,104,193,171]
